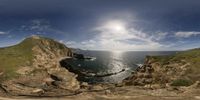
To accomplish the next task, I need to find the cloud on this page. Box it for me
[175,31,200,38]
[63,14,199,51]
[7,35,13,38]
[71,19,168,51]
[65,41,78,47]
[64,18,200,51]
[30,19,50,31]
[0,31,8,35]
[59,40,64,43]
[94,20,167,51]
[19,19,68,36]
[150,32,168,41]
[65,40,96,49]
[19,19,50,33]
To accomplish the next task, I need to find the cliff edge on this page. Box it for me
[0,35,80,96]
[123,49,200,88]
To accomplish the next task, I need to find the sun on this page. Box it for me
[96,19,132,51]
[104,20,126,33]
[110,22,124,31]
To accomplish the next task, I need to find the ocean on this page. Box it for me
[64,51,177,84]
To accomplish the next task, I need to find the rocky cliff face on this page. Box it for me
[123,54,194,88]
[0,36,80,96]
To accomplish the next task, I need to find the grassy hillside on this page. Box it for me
[151,48,200,85]
[153,48,200,66]
[0,38,35,79]
[0,36,69,80]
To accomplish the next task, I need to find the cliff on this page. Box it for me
[123,49,200,88]
[0,36,200,99]
[0,35,80,96]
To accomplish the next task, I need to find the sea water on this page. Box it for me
[65,51,176,83]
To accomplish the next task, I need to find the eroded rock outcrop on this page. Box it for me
[123,55,192,88]
[0,36,80,96]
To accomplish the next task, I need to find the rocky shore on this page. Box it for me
[0,36,80,96]
[0,36,200,100]
[122,55,197,88]
[60,58,126,78]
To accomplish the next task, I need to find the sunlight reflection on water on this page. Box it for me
[64,51,176,83]
[103,51,131,83]
[108,51,125,72]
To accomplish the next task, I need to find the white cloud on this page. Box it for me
[0,31,8,35]
[96,20,166,51]
[150,32,168,41]
[65,40,97,49]
[75,19,167,51]
[7,35,13,38]
[59,40,64,43]
[20,19,68,35]
[63,12,172,51]
[175,31,200,38]
[30,19,50,31]
[65,41,78,47]
[20,19,50,33]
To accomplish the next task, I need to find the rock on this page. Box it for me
[122,54,193,88]
[44,78,55,86]
[0,36,80,96]
[49,68,80,91]
[151,84,162,89]
[1,81,45,96]
[32,89,44,95]
[115,83,124,87]
[188,81,200,89]
[16,66,34,75]
[137,73,144,78]
[105,90,111,95]
[73,53,84,59]
[140,67,146,73]
[80,82,89,89]
[143,73,152,78]
[90,85,104,91]
[0,72,3,76]
[144,79,153,84]
[144,84,151,88]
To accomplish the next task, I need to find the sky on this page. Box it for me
[0,0,200,51]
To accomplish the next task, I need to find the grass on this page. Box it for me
[171,79,193,86]
[0,36,70,81]
[150,48,200,84]
[152,49,200,65]
[0,38,35,80]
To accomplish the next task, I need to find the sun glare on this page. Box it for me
[105,20,126,33]
[113,50,123,54]
[112,23,124,31]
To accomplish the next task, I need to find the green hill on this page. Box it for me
[153,49,200,73]
[152,48,200,84]
[0,36,72,80]
[0,36,81,96]
[123,48,200,87]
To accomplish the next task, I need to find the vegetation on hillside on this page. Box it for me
[0,38,34,80]
[151,48,200,84]
[171,79,193,86]
[0,36,68,80]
